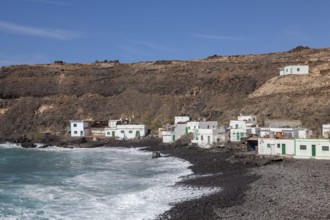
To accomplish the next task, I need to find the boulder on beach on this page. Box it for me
[152,151,161,159]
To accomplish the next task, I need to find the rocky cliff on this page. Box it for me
[1,46,330,139]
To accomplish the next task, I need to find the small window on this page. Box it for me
[267,144,271,148]
[300,145,307,150]
[129,131,133,133]
[277,144,280,148]
[207,125,210,129]
[297,68,300,72]
[74,131,78,134]
[322,146,329,151]
[121,130,124,133]
[107,132,110,135]
[201,135,204,141]
[73,123,77,127]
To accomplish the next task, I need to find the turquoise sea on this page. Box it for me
[0,143,218,220]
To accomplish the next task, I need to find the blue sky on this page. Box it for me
[0,0,329,66]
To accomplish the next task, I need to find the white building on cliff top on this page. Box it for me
[279,65,309,76]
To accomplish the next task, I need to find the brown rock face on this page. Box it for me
[1,47,330,138]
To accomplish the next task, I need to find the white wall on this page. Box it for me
[230,128,247,142]
[237,115,257,124]
[322,124,330,137]
[111,125,147,140]
[295,139,330,159]
[162,130,175,143]
[258,138,294,156]
[70,121,90,137]
[280,65,309,76]
[193,128,226,148]
[174,116,190,124]
[230,120,247,129]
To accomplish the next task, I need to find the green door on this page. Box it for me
[172,135,176,142]
[112,131,115,137]
[282,144,286,155]
[312,145,316,157]
[236,133,240,141]
[136,131,141,139]
[185,127,188,134]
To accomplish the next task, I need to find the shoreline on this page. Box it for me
[2,137,260,219]
[142,144,259,220]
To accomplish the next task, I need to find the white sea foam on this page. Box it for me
[0,142,21,148]
[0,145,221,220]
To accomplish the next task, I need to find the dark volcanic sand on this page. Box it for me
[142,144,259,220]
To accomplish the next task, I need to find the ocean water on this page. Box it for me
[0,143,220,220]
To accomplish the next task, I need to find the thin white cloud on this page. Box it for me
[191,33,243,41]
[0,21,84,40]
[25,0,69,6]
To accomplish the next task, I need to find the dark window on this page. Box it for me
[73,123,77,127]
[300,145,307,150]
[277,144,280,148]
[267,144,271,148]
[121,130,124,133]
[322,146,329,151]
[74,131,78,134]
[297,68,300,72]
[129,131,133,133]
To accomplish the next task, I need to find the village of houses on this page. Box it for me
[70,65,330,160]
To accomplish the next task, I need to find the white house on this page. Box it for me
[279,65,309,76]
[187,121,218,140]
[258,138,295,156]
[70,120,92,137]
[191,127,227,148]
[160,125,176,143]
[322,124,330,138]
[294,139,330,159]
[174,116,190,124]
[105,124,147,140]
[258,127,312,139]
[237,115,257,124]
[230,115,258,142]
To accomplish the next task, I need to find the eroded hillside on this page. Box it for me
[1,47,330,138]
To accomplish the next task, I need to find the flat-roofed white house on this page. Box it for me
[237,115,257,124]
[279,65,309,76]
[258,127,312,139]
[104,119,147,140]
[70,120,92,137]
[322,124,330,138]
[258,138,295,156]
[230,115,258,142]
[294,139,330,159]
[160,125,176,143]
[174,116,190,125]
[191,127,227,148]
[187,121,218,141]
